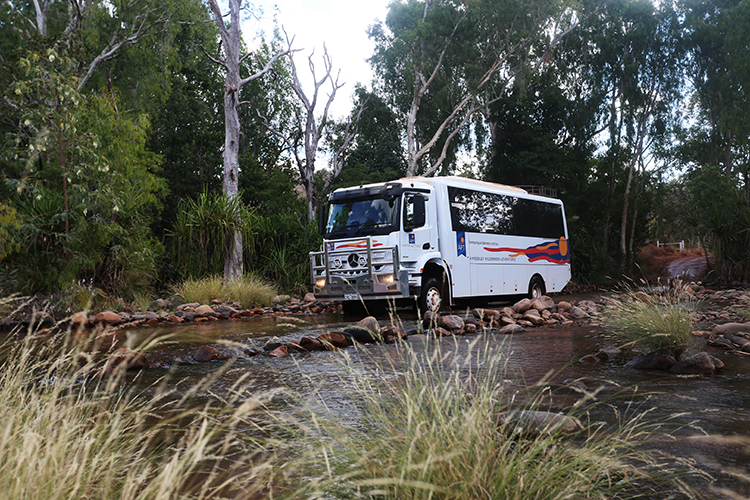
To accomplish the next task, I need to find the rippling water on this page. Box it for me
[118,309,750,498]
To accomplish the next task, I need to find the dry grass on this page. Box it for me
[170,274,277,309]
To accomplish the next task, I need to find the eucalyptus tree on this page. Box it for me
[257,35,365,222]
[205,0,289,282]
[678,0,750,181]
[368,0,579,177]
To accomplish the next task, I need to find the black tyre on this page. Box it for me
[528,275,546,299]
[419,277,444,314]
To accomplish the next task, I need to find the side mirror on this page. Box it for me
[317,205,327,235]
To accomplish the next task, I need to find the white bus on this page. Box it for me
[310,176,570,312]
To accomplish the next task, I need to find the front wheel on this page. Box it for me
[528,275,546,299]
[419,277,444,314]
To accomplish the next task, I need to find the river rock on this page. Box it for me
[568,306,589,319]
[148,298,169,311]
[557,301,572,313]
[298,336,325,351]
[357,316,381,334]
[194,304,215,317]
[714,322,750,335]
[170,294,185,308]
[498,323,524,335]
[381,326,407,343]
[472,309,501,322]
[578,300,598,313]
[531,296,555,311]
[439,314,465,332]
[345,326,380,343]
[434,327,453,337]
[318,332,350,349]
[71,311,90,327]
[194,345,220,362]
[669,352,724,375]
[102,347,147,375]
[498,410,583,436]
[512,298,533,314]
[267,345,288,358]
[464,323,477,334]
[523,309,544,326]
[94,310,122,325]
[422,310,439,327]
[303,292,316,302]
[625,354,677,371]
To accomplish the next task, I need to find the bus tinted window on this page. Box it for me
[448,187,564,238]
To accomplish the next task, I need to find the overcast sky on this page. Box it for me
[250,0,391,118]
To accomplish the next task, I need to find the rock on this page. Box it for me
[579,354,602,364]
[194,304,215,317]
[267,345,288,358]
[516,319,534,328]
[93,311,122,325]
[298,336,325,351]
[102,348,147,375]
[568,306,589,319]
[501,316,517,326]
[263,341,284,352]
[498,323,525,335]
[318,332,350,349]
[303,292,317,302]
[531,296,555,311]
[422,310,440,327]
[381,326,407,343]
[345,326,380,343]
[273,295,291,305]
[170,315,184,324]
[439,314,465,332]
[714,322,750,335]
[148,298,169,311]
[472,308,501,322]
[170,294,185,308]
[434,327,453,337]
[669,352,724,375]
[464,323,477,334]
[194,345,220,362]
[512,298,533,314]
[499,410,583,436]
[577,300,598,313]
[523,309,544,326]
[625,354,677,371]
[70,311,90,327]
[357,316,381,335]
[557,301,572,313]
[213,304,238,318]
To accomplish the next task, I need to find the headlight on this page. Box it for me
[315,278,326,288]
[358,255,368,267]
[376,273,394,285]
[332,257,342,268]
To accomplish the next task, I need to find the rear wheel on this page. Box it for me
[528,276,546,299]
[419,277,444,314]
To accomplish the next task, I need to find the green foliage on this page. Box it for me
[602,287,698,359]
[3,50,165,294]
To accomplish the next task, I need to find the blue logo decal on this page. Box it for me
[328,243,335,252]
[409,234,416,245]
[457,232,466,257]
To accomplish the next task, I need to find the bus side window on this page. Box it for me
[404,194,426,231]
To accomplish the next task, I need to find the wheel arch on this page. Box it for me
[421,259,452,306]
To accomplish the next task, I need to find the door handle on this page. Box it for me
[422,242,431,250]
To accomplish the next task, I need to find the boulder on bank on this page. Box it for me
[193,345,220,362]
[94,310,122,326]
[669,352,724,375]
[625,354,677,371]
[714,322,750,335]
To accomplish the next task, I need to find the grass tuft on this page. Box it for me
[284,335,702,499]
[602,283,698,358]
[170,274,277,309]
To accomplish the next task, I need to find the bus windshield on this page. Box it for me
[325,197,399,238]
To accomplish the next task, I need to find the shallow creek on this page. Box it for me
[116,308,750,498]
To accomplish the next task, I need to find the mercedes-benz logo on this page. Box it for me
[347,253,359,267]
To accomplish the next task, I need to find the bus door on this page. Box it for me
[400,192,438,263]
